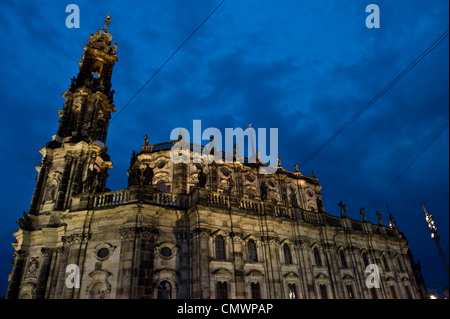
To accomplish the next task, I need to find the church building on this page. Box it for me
[6,16,427,299]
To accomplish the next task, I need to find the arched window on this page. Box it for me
[314,248,322,267]
[158,181,166,192]
[251,282,261,299]
[288,284,297,299]
[283,244,293,265]
[248,239,258,262]
[340,251,348,269]
[216,281,228,299]
[157,280,171,299]
[215,235,226,260]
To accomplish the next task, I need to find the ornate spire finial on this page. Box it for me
[104,11,111,31]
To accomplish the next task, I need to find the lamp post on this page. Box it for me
[422,202,449,278]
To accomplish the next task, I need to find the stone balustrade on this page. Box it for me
[70,186,400,238]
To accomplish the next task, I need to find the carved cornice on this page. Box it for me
[40,247,59,257]
[191,227,211,238]
[62,233,91,245]
[119,227,158,240]
[13,250,28,258]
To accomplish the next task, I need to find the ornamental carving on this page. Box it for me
[26,257,39,277]
[119,227,158,240]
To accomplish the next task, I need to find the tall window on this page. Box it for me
[398,257,405,272]
[157,281,171,299]
[405,285,413,299]
[320,284,328,299]
[370,287,378,299]
[390,285,397,299]
[346,285,354,299]
[215,235,226,260]
[283,244,293,265]
[383,255,390,271]
[217,281,228,299]
[288,284,297,299]
[248,240,258,262]
[251,282,261,299]
[340,251,348,269]
[314,248,322,267]
[362,252,370,267]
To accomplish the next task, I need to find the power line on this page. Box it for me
[299,29,449,168]
[367,121,449,211]
[110,0,227,124]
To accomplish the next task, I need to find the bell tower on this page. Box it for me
[28,14,118,215]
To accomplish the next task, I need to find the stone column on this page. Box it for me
[55,156,73,211]
[190,228,210,299]
[34,248,55,299]
[61,234,88,299]
[117,228,137,298]
[264,236,282,299]
[323,244,343,299]
[133,227,157,299]
[6,250,27,299]
[46,247,64,299]
[230,233,246,298]
[117,227,158,299]
[29,157,49,215]
[176,231,190,299]
[294,240,310,299]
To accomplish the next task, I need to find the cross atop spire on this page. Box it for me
[104,12,111,31]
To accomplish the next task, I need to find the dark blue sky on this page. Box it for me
[0,0,448,297]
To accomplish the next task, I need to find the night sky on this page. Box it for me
[0,0,448,297]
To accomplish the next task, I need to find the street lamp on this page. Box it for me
[422,202,449,278]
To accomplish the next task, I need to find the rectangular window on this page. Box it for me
[320,284,328,299]
[215,236,225,260]
[346,285,354,299]
[370,288,378,299]
[390,285,397,299]
[248,240,258,262]
[288,284,297,299]
[251,282,261,299]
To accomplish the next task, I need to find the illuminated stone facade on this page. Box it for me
[6,17,427,299]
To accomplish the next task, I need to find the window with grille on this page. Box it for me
[217,281,228,299]
[251,282,261,299]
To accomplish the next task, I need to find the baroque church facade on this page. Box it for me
[6,16,427,299]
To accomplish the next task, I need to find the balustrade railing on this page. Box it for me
[77,187,397,238]
[94,190,128,207]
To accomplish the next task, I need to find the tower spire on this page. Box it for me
[28,15,118,215]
